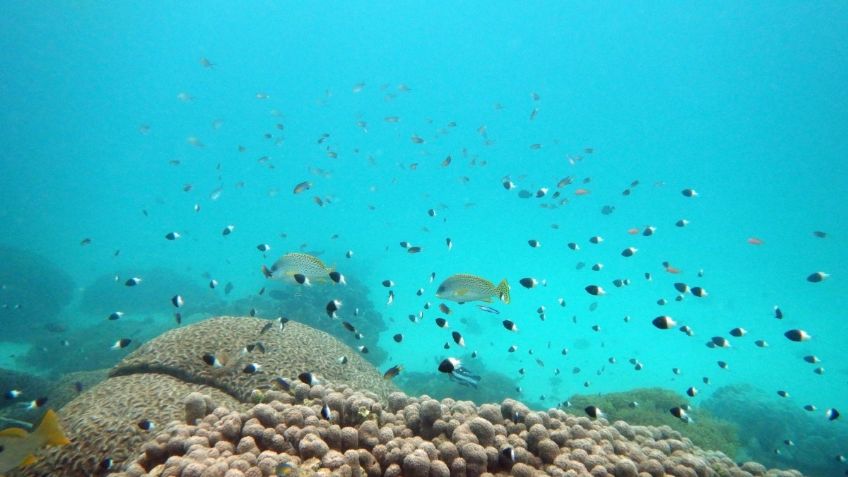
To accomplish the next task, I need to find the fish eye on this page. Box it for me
[437,285,445,293]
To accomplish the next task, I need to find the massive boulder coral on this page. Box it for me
[111,316,398,402]
[111,383,804,477]
[15,374,241,476]
[12,316,399,476]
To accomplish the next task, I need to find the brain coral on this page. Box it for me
[11,316,398,477]
[110,316,399,402]
[14,374,240,477]
[108,383,806,477]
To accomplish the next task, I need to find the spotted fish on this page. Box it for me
[262,253,333,284]
[436,274,510,304]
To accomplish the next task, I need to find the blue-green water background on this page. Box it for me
[1,1,846,473]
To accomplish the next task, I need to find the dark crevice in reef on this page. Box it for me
[109,365,246,402]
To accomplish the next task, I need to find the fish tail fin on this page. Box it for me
[35,410,70,447]
[261,265,272,279]
[496,279,511,304]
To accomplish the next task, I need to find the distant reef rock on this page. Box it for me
[10,317,802,477]
[79,267,224,317]
[0,245,75,340]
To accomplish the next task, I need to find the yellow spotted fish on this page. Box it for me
[0,409,70,475]
[436,274,511,304]
[262,252,333,284]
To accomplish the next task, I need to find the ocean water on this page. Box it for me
[0,1,846,475]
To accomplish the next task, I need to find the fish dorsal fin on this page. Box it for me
[0,427,28,438]
[34,410,70,446]
[20,453,39,467]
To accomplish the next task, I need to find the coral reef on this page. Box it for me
[12,316,398,476]
[0,245,75,340]
[703,384,848,477]
[111,382,804,477]
[111,316,398,402]
[15,374,241,476]
[568,388,740,458]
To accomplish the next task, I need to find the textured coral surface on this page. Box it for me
[112,383,805,477]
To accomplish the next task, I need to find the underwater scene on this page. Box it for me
[0,2,846,476]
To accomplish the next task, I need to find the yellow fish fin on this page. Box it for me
[20,454,38,467]
[496,279,511,304]
[0,427,28,438]
[34,409,70,447]
[456,288,469,297]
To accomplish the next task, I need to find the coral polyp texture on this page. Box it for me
[113,384,801,477]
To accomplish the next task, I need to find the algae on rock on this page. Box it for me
[568,387,740,457]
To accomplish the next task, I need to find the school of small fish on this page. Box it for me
[1,60,841,473]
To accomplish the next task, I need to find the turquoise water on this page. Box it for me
[1,1,846,474]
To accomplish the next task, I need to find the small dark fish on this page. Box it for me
[328,271,346,284]
[174,312,182,324]
[125,277,142,287]
[138,419,155,431]
[111,338,132,350]
[326,299,341,318]
[585,285,605,296]
[435,317,449,328]
[502,320,518,332]
[298,372,319,385]
[826,408,840,421]
[681,188,698,197]
[383,364,403,380]
[774,305,783,319]
[451,331,465,347]
[274,377,291,391]
[243,363,261,374]
[784,329,811,342]
[222,225,235,236]
[686,387,698,397]
[357,345,369,354]
[164,232,181,240]
[393,333,403,343]
[293,274,310,285]
[584,405,604,419]
[108,311,124,321]
[382,279,395,287]
[80,238,92,246]
[321,403,332,420]
[729,327,746,337]
[202,353,224,367]
[100,458,114,471]
[519,277,538,289]
[407,246,423,254]
[621,247,637,257]
[711,336,730,348]
[171,295,184,308]
[19,397,48,410]
[438,357,460,374]
[652,316,676,330]
[806,271,829,283]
